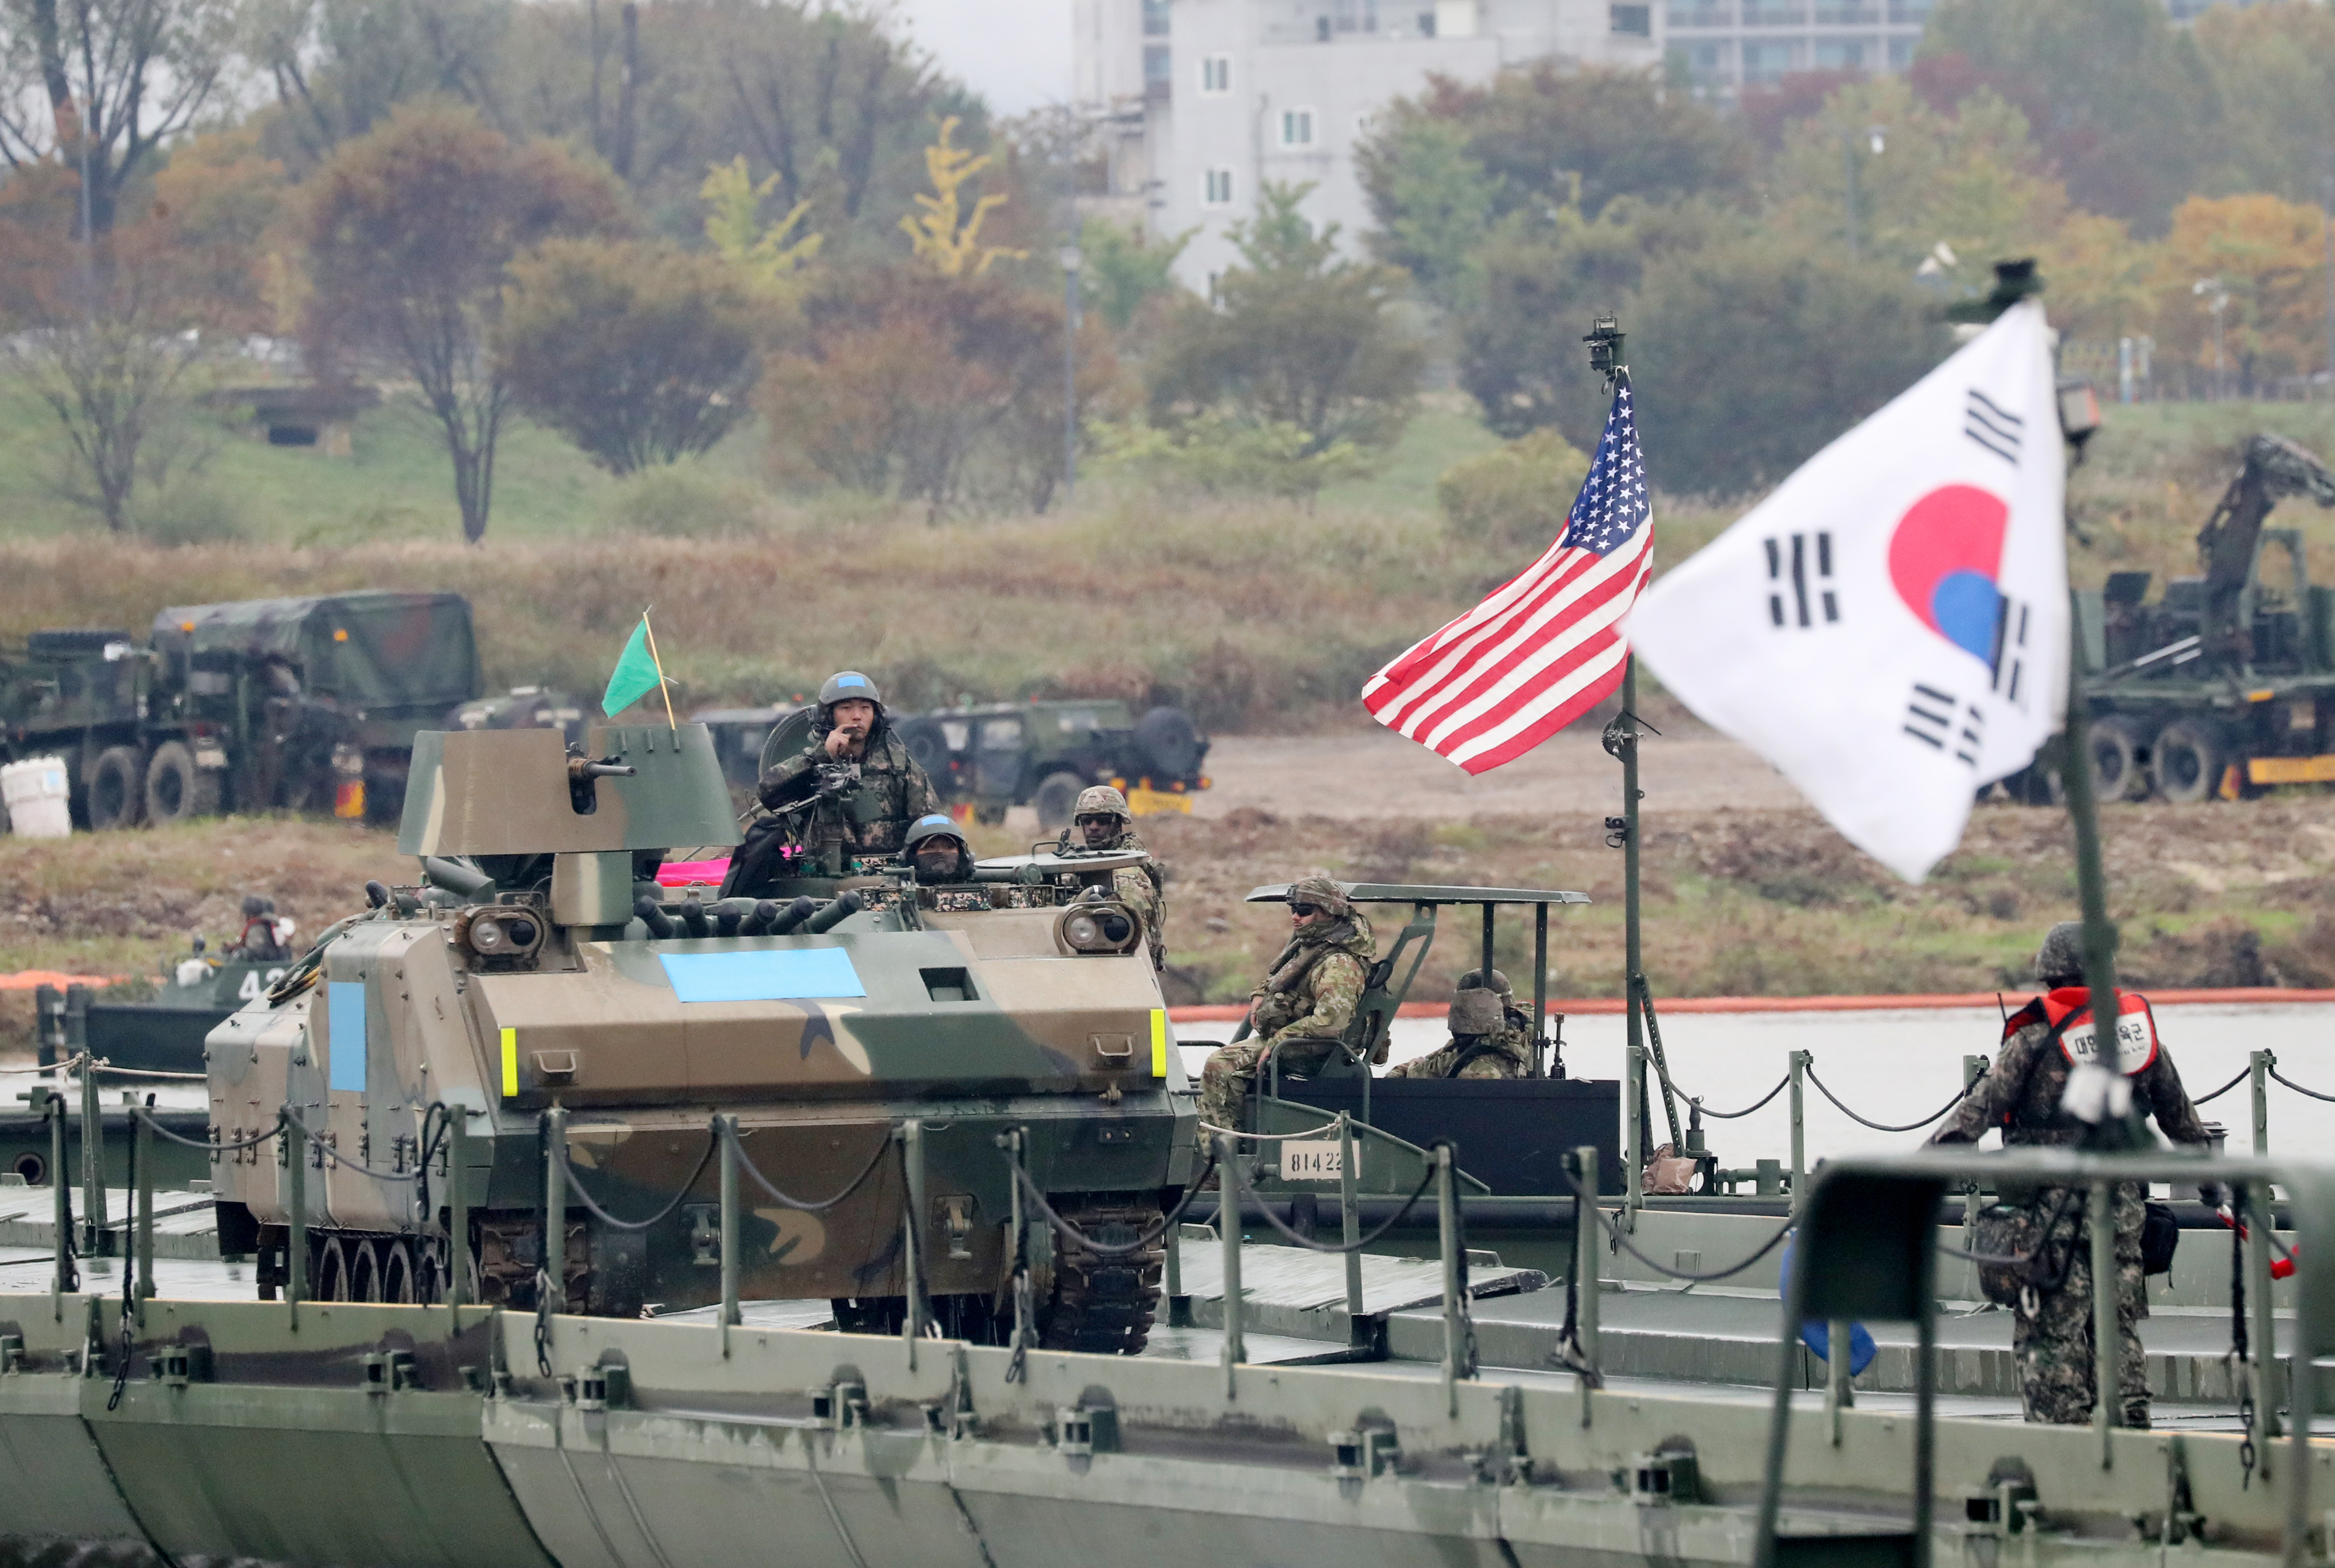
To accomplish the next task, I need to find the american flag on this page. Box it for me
[1364,375,1653,774]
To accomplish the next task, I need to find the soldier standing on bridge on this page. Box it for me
[1929,921,2218,1430]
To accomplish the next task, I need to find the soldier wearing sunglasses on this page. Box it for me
[1197,876,1375,1139]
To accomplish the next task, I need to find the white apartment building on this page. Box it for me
[1072,0,1667,290]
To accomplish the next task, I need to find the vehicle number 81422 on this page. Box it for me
[1279,1141,1356,1182]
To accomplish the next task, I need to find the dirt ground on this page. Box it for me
[7,727,2335,1032]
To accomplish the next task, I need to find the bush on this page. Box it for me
[137,481,243,546]
[1435,429,1590,553]
[595,464,773,538]
[1091,413,1376,502]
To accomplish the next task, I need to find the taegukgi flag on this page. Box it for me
[1622,299,2067,882]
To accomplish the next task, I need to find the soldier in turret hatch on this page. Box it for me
[755,671,941,877]
[1930,921,2217,1430]
[1059,785,1166,970]
[902,814,975,883]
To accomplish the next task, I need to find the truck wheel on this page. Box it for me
[2087,718,2149,802]
[144,740,222,824]
[897,717,951,779]
[86,747,145,830]
[1033,770,1086,827]
[1134,706,1202,780]
[2151,720,2229,804]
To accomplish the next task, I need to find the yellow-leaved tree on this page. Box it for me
[700,156,823,295]
[899,117,1026,276]
[2152,193,2330,393]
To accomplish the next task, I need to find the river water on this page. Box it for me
[1180,1000,2335,1167]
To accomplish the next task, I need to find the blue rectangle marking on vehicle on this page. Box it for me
[327,981,367,1093]
[659,948,867,1003]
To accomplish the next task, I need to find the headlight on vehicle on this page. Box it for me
[1059,903,1139,954]
[458,908,543,962]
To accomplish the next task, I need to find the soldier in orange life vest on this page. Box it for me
[1930,921,2215,1429]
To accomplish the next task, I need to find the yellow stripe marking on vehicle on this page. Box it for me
[1151,1009,1168,1077]
[500,1027,518,1097]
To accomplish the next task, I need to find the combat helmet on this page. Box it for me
[904,813,968,852]
[1075,785,1132,822]
[1448,988,1505,1037]
[818,671,884,715]
[2034,921,2089,987]
[1456,967,1512,998]
[1285,875,1351,918]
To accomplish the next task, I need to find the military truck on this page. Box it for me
[697,697,1211,825]
[204,722,1194,1352]
[0,591,482,828]
[2004,433,2335,804]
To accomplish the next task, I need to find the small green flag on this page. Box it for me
[602,616,663,717]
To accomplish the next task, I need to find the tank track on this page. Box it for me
[1037,1196,1166,1357]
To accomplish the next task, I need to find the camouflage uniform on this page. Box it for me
[758,718,942,876]
[1390,970,1533,1079]
[1198,877,1375,1135]
[1930,923,2211,1430]
[1061,786,1168,971]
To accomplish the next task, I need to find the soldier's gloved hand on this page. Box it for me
[2198,1181,2229,1211]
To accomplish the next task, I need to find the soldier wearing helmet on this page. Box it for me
[755,672,942,876]
[1197,876,1375,1138]
[902,814,975,884]
[1388,968,1534,1079]
[1930,920,2215,1431]
[1060,785,1166,970]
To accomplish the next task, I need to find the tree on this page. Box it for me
[2151,193,2329,394]
[759,264,1114,517]
[1146,182,1422,457]
[700,154,821,294]
[1628,230,1947,496]
[1921,0,2216,233]
[1078,215,1188,333]
[242,0,511,167]
[2192,2,2335,205]
[496,237,767,474]
[1355,116,1495,309]
[0,0,238,233]
[1357,63,1745,246]
[304,100,632,541]
[0,176,231,531]
[898,116,1024,277]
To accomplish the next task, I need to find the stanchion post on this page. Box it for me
[284,1111,306,1323]
[48,1092,69,1314]
[719,1116,740,1350]
[1007,1128,1034,1358]
[1218,1134,1243,1395]
[542,1104,567,1325]
[901,1118,928,1364]
[1789,1051,1808,1215]
[1339,1113,1364,1348]
[2090,1178,2117,1466]
[134,1104,154,1320]
[1437,1141,1472,1413]
[79,1054,105,1257]
[2248,1183,2282,1462]
[2252,1050,2272,1156]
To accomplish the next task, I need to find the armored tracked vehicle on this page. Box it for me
[203,722,1195,1353]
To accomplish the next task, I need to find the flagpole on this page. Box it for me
[1620,656,1646,1225]
[640,611,678,731]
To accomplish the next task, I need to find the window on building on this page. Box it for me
[1280,107,1316,148]
[1667,0,1730,25]
[1886,32,1915,67]
[1611,4,1651,34]
[1740,37,1799,80]
[1204,168,1235,205]
[1669,39,1733,89]
[1813,0,1877,19]
[1886,0,1929,20]
[1741,0,1803,22]
[1144,44,1171,93]
[1811,36,1866,69]
[1141,0,1170,35]
[1200,54,1231,93]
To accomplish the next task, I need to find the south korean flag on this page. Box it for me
[1623,301,2068,882]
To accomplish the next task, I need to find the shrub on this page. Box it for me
[1435,428,1590,554]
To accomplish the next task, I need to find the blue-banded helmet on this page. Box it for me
[818,671,883,713]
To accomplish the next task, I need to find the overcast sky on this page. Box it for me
[896,0,1073,116]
